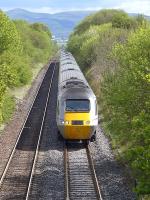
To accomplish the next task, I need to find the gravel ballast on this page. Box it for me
[29,64,64,200]
[0,62,49,178]
[90,127,136,200]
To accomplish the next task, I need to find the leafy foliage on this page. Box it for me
[14,20,53,64]
[0,11,21,122]
[74,9,139,35]
[0,11,21,54]
[112,12,137,29]
[102,28,150,195]
[67,9,150,198]
[0,11,56,125]
[68,24,112,71]
[1,93,15,123]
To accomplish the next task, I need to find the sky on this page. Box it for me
[0,0,150,15]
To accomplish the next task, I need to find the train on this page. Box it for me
[56,49,98,142]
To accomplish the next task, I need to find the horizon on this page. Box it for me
[5,8,97,14]
[1,0,150,15]
[4,7,150,16]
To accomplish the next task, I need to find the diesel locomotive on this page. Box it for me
[56,50,98,142]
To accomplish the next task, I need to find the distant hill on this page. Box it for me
[128,12,150,20]
[6,9,150,39]
[6,8,95,39]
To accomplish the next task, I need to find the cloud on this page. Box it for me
[26,7,62,13]
[1,0,150,15]
[115,0,150,15]
[14,6,103,14]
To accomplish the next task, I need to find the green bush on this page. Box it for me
[68,9,150,198]
[74,9,138,35]
[0,11,57,126]
[112,12,137,29]
[1,93,15,123]
[101,27,150,195]
[68,24,112,71]
[14,20,53,65]
[0,11,21,54]
[0,12,22,102]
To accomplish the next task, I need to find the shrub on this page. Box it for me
[74,9,138,35]
[0,12,57,125]
[68,9,150,197]
[1,93,15,123]
[101,28,150,195]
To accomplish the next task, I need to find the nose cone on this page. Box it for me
[64,112,91,139]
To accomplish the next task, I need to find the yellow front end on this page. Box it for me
[64,112,91,140]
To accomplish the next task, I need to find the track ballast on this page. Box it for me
[65,142,103,200]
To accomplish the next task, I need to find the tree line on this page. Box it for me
[0,11,57,125]
[67,9,150,199]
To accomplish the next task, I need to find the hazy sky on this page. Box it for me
[0,0,150,15]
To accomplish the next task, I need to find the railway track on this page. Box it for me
[0,60,57,200]
[64,142,103,200]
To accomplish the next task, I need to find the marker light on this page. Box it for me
[64,121,69,125]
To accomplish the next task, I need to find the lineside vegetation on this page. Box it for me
[0,11,57,125]
[67,9,150,199]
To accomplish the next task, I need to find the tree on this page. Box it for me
[0,11,21,54]
[74,9,136,35]
[31,23,52,38]
[112,12,137,29]
[102,28,150,195]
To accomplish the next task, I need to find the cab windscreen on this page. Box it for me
[65,99,90,112]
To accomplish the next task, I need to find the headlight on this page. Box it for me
[85,120,90,125]
[60,120,69,125]
[60,120,65,124]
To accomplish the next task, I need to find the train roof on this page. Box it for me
[60,87,95,100]
[60,60,77,66]
[58,50,96,99]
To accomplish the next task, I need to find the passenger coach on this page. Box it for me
[56,50,98,142]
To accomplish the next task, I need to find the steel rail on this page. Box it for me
[25,62,57,200]
[64,142,70,200]
[86,144,103,200]
[0,60,53,188]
